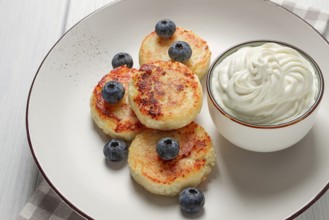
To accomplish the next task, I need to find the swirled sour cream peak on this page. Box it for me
[211,43,319,125]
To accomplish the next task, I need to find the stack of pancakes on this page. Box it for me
[90,25,216,196]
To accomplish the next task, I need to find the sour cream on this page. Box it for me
[211,43,319,125]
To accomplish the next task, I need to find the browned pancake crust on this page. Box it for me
[128,61,202,130]
[139,27,211,79]
[90,66,144,141]
[128,122,216,196]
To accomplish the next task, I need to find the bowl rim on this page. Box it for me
[206,40,325,129]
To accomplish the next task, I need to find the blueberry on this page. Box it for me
[156,137,179,160]
[112,52,133,68]
[101,81,125,104]
[155,19,176,38]
[179,187,205,213]
[168,41,192,63]
[103,139,128,162]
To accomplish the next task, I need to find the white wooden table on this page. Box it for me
[0,0,328,219]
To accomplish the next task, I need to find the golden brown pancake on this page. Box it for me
[139,27,211,79]
[128,122,216,196]
[90,66,144,141]
[128,61,203,130]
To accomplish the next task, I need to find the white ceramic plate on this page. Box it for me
[26,0,329,219]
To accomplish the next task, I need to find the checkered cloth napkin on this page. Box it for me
[17,181,83,220]
[270,0,329,33]
[18,1,329,220]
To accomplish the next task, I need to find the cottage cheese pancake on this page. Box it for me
[128,122,216,196]
[90,66,144,141]
[139,27,211,79]
[128,61,203,130]
[211,43,319,125]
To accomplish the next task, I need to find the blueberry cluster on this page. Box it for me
[101,19,204,214]
[156,136,205,213]
[155,19,192,63]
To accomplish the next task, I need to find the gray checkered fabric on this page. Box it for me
[18,0,329,219]
[270,0,329,33]
[17,181,85,220]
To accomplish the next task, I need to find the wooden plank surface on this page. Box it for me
[66,0,115,30]
[0,0,327,220]
[0,1,69,219]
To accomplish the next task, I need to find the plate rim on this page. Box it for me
[25,0,329,219]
